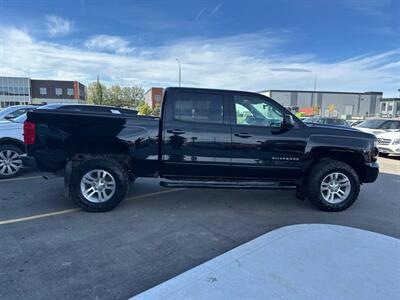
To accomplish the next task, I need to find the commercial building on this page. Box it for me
[144,87,164,109]
[260,89,382,118]
[30,79,86,105]
[0,76,31,108]
[0,76,86,108]
[380,98,400,118]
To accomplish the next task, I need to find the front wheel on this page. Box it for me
[306,159,360,212]
[69,158,129,212]
[379,153,389,158]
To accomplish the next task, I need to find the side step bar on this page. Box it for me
[160,180,296,190]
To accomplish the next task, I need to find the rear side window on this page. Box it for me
[174,92,223,124]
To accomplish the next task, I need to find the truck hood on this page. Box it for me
[307,123,375,139]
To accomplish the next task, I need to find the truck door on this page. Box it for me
[229,93,306,179]
[161,89,232,178]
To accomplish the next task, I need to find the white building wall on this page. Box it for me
[260,90,382,117]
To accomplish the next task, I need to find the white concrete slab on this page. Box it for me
[131,224,400,300]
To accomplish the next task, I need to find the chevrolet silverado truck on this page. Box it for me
[23,87,379,212]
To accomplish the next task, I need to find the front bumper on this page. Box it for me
[378,145,400,155]
[362,162,379,183]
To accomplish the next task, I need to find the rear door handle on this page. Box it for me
[167,128,185,135]
[234,132,252,138]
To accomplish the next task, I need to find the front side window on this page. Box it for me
[40,87,47,95]
[234,95,283,127]
[174,92,223,124]
[55,88,62,96]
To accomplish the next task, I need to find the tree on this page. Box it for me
[152,104,161,116]
[88,76,105,105]
[87,78,145,109]
[137,102,153,115]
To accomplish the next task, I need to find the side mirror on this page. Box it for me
[282,114,295,128]
[4,114,14,120]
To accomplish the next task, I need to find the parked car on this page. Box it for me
[0,112,35,178]
[303,117,350,127]
[355,119,400,135]
[24,87,379,212]
[0,105,36,121]
[376,131,400,157]
[0,104,138,179]
[348,120,364,127]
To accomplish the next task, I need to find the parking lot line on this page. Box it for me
[0,188,186,225]
[0,175,43,183]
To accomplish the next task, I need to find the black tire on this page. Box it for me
[0,144,24,179]
[379,153,389,158]
[69,158,129,212]
[306,159,360,212]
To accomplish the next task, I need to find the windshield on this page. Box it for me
[357,120,385,129]
[0,106,17,118]
[12,113,28,123]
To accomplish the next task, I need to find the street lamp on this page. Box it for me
[176,58,181,87]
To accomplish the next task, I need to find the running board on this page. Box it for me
[160,180,296,190]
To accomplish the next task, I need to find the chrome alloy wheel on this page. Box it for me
[80,169,116,203]
[0,150,22,177]
[320,172,351,204]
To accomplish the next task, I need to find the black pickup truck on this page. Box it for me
[24,87,379,212]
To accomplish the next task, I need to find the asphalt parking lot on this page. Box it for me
[1,157,399,299]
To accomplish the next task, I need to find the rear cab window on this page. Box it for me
[173,92,224,124]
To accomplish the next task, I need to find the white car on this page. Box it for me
[376,131,400,157]
[355,119,400,135]
[0,105,36,121]
[0,114,31,178]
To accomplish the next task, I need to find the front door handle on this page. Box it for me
[234,132,252,138]
[167,128,185,135]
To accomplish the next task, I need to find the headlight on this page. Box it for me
[393,139,400,145]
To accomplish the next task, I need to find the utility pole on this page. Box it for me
[176,58,181,87]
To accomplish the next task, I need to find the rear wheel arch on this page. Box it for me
[0,138,25,153]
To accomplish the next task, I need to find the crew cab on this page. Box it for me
[23,87,379,212]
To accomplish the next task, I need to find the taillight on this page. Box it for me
[24,121,36,145]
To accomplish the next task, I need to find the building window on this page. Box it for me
[155,95,161,102]
[40,87,47,95]
[55,88,62,96]
[381,103,387,112]
[67,88,74,96]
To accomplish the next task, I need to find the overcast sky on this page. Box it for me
[0,0,399,96]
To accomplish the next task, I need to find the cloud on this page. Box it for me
[0,27,399,97]
[270,68,312,73]
[46,15,73,36]
[85,35,134,54]
[344,0,393,18]
[209,2,224,17]
[193,7,207,21]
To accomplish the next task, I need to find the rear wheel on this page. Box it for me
[0,144,24,179]
[69,158,129,212]
[306,159,360,212]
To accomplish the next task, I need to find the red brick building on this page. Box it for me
[144,87,164,109]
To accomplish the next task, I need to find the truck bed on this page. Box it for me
[26,110,160,174]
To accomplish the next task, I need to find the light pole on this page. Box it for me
[176,58,181,87]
